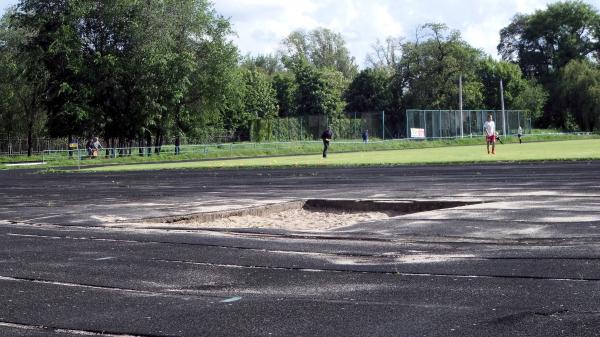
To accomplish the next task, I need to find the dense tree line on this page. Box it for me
[0,0,598,155]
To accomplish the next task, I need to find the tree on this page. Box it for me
[241,53,283,76]
[290,57,346,119]
[281,28,358,79]
[8,0,240,149]
[1,8,48,156]
[512,80,548,121]
[365,37,403,72]
[498,1,600,79]
[398,23,485,110]
[498,1,600,128]
[272,71,297,117]
[344,68,391,113]
[478,58,539,109]
[556,60,600,131]
[14,0,89,141]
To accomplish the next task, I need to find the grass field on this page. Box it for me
[76,139,600,172]
[2,133,597,169]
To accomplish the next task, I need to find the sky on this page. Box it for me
[1,0,598,66]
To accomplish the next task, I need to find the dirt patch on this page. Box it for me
[143,199,482,232]
[182,208,392,231]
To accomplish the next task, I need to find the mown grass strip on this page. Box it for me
[78,139,600,172]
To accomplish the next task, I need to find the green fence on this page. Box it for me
[250,112,392,142]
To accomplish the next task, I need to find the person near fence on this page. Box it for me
[85,139,93,157]
[91,137,103,158]
[321,126,333,158]
[175,136,181,155]
[517,126,523,144]
[68,137,77,159]
[362,129,368,143]
[483,114,496,155]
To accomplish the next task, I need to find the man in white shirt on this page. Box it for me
[483,114,496,155]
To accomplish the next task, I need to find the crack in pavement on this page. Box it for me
[0,276,223,300]
[0,321,175,337]
[6,221,600,246]
[153,258,600,282]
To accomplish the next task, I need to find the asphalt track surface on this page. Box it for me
[1,161,600,336]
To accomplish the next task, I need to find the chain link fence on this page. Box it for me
[406,110,531,139]
[251,111,396,142]
[0,110,535,156]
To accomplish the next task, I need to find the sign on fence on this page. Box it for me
[410,128,425,138]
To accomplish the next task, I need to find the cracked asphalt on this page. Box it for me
[1,162,600,336]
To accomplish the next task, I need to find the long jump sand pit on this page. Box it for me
[147,199,478,231]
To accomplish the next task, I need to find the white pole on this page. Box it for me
[459,75,463,138]
[500,79,506,136]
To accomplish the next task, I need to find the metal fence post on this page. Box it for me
[406,110,410,139]
[382,111,385,140]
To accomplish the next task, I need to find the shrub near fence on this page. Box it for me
[252,116,369,142]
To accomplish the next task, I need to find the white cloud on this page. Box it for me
[1,0,597,66]
[214,0,598,66]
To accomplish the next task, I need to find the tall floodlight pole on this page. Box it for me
[500,79,506,136]
[459,75,464,138]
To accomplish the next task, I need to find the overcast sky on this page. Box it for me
[1,0,598,66]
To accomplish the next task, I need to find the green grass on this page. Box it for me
[2,133,598,169]
[76,139,600,172]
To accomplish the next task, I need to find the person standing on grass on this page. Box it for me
[174,135,181,155]
[321,126,333,158]
[517,125,523,144]
[362,129,369,143]
[483,114,496,155]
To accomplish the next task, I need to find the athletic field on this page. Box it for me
[82,139,600,172]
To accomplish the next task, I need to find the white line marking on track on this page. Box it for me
[0,321,147,336]
[220,296,242,303]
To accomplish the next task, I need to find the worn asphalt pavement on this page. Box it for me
[1,161,599,336]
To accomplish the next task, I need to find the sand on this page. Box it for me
[185,208,392,231]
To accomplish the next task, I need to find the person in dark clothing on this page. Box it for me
[362,129,369,143]
[85,139,93,157]
[321,127,333,158]
[174,136,181,155]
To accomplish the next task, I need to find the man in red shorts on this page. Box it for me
[483,114,496,155]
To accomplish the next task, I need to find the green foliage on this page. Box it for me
[281,28,358,79]
[512,80,548,120]
[5,0,598,147]
[344,68,391,113]
[289,57,347,122]
[499,1,600,79]
[0,8,48,155]
[498,1,600,128]
[396,24,485,110]
[556,59,600,131]
[241,53,283,76]
[272,71,297,117]
[242,68,278,120]
[5,0,239,146]
[477,58,548,119]
[242,68,278,141]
